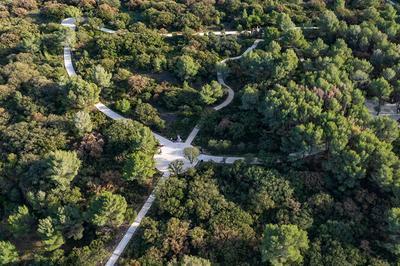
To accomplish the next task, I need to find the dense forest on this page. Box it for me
[0,0,400,265]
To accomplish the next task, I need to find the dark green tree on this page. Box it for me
[66,76,100,109]
[261,224,309,265]
[174,55,200,81]
[200,81,224,105]
[105,119,157,154]
[46,150,81,190]
[123,150,155,185]
[86,191,127,227]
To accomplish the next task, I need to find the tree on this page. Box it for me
[37,217,65,251]
[174,255,211,266]
[7,205,33,237]
[319,10,341,40]
[64,240,109,266]
[208,201,255,264]
[333,0,346,10]
[99,0,120,9]
[282,29,308,49]
[323,148,365,190]
[56,205,84,241]
[1,61,39,88]
[86,191,127,227]
[174,55,200,81]
[168,160,184,176]
[160,218,190,256]
[185,174,226,221]
[261,83,323,132]
[306,38,329,58]
[73,111,92,137]
[383,68,396,81]
[127,74,150,95]
[144,8,175,28]
[386,208,400,256]
[92,65,112,88]
[123,150,155,185]
[98,3,118,21]
[63,27,76,48]
[241,85,259,110]
[115,99,131,113]
[105,119,157,154]
[0,241,19,265]
[183,147,200,164]
[10,0,38,12]
[273,12,296,30]
[282,123,324,156]
[370,116,399,143]
[369,78,393,111]
[200,81,224,105]
[66,76,100,109]
[42,2,82,20]
[135,102,165,129]
[388,208,400,233]
[306,240,366,266]
[46,150,81,190]
[261,224,309,265]
[155,175,187,217]
[273,49,299,79]
[245,168,294,213]
[177,13,202,30]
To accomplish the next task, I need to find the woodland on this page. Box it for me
[0,0,400,265]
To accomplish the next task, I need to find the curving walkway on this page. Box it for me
[185,39,264,144]
[61,17,249,266]
[63,47,77,76]
[214,39,264,111]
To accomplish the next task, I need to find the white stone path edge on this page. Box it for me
[61,17,259,266]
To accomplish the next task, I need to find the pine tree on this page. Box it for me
[46,150,81,190]
[7,205,33,237]
[73,111,92,137]
[0,241,19,265]
[37,217,65,251]
[123,150,155,185]
[86,191,127,227]
[261,224,309,265]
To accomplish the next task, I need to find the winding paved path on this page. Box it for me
[61,18,250,265]
[215,39,263,110]
[185,39,264,144]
